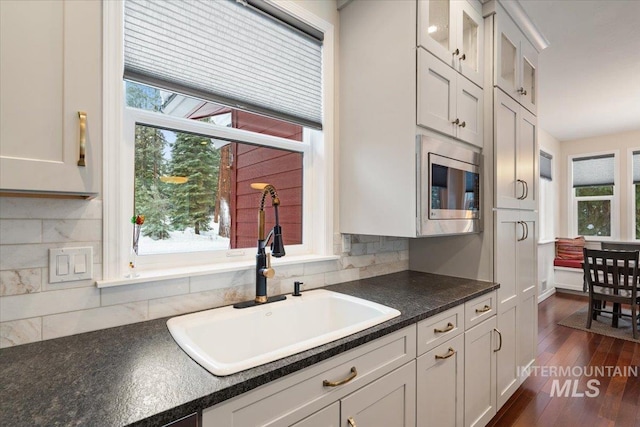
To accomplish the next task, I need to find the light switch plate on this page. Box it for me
[49,247,93,283]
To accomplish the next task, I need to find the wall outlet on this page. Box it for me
[49,247,93,283]
[341,234,352,253]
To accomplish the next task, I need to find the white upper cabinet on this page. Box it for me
[418,0,484,88]
[418,49,483,148]
[494,5,538,114]
[0,0,101,197]
[495,89,537,210]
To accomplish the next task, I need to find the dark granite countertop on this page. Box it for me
[0,270,497,426]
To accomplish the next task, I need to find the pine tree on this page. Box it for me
[169,133,220,235]
[127,82,172,240]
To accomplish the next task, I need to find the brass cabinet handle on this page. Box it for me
[435,347,457,360]
[348,417,357,427]
[494,328,503,352]
[77,111,87,166]
[516,179,527,199]
[517,221,527,241]
[323,367,357,387]
[475,304,491,313]
[434,322,455,333]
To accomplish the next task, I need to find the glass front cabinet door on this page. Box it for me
[418,0,484,88]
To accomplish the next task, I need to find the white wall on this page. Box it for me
[538,129,561,297]
[558,129,640,240]
[0,0,410,349]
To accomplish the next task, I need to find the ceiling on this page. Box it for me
[518,0,640,142]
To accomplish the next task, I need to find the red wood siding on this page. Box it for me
[230,111,303,249]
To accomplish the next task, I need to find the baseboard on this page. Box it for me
[538,287,556,303]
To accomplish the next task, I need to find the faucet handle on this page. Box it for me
[261,253,275,278]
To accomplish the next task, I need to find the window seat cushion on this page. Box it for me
[553,258,583,269]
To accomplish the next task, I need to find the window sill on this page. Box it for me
[96,254,340,289]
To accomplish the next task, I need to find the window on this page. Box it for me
[632,150,640,240]
[570,153,618,239]
[103,1,335,280]
[538,150,553,241]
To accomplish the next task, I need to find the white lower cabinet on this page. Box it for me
[203,292,506,427]
[417,333,465,427]
[342,361,416,427]
[464,316,498,427]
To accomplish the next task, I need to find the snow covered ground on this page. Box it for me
[137,220,230,255]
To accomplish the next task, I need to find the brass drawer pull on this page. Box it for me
[323,366,357,387]
[435,347,456,360]
[475,305,491,313]
[434,322,455,333]
[348,417,357,427]
[77,111,87,167]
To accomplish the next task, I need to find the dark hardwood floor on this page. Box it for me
[487,292,640,427]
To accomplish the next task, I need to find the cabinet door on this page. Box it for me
[495,90,520,209]
[464,316,497,427]
[417,334,464,427]
[517,108,537,210]
[291,403,339,427]
[519,38,538,115]
[418,49,456,137]
[494,210,520,409]
[341,361,416,427]
[0,0,101,196]
[457,75,484,147]
[418,0,456,68]
[456,1,484,88]
[494,9,520,98]
[517,212,537,374]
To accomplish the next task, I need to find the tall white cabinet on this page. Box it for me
[0,0,101,197]
[485,0,546,413]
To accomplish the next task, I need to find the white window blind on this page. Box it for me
[124,0,323,128]
[540,150,552,181]
[633,151,640,184]
[572,154,615,187]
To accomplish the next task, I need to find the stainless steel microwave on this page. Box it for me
[416,135,482,236]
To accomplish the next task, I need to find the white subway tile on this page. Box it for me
[360,260,409,279]
[0,269,41,296]
[42,219,102,243]
[0,287,100,322]
[189,270,253,293]
[303,260,341,276]
[0,219,42,244]
[325,268,360,286]
[0,244,48,270]
[351,235,381,244]
[43,302,148,340]
[0,317,42,348]
[0,197,102,220]
[100,278,189,306]
[341,254,375,269]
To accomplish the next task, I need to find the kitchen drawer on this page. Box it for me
[416,304,464,356]
[202,325,417,427]
[464,291,497,330]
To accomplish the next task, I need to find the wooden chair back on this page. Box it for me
[583,248,639,298]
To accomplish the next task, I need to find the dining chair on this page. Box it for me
[582,248,639,339]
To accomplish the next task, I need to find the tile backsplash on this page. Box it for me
[0,197,408,348]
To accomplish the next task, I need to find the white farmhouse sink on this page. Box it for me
[167,289,400,376]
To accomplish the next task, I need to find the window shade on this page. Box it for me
[124,0,323,129]
[540,151,552,181]
[572,154,614,188]
[633,151,640,184]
